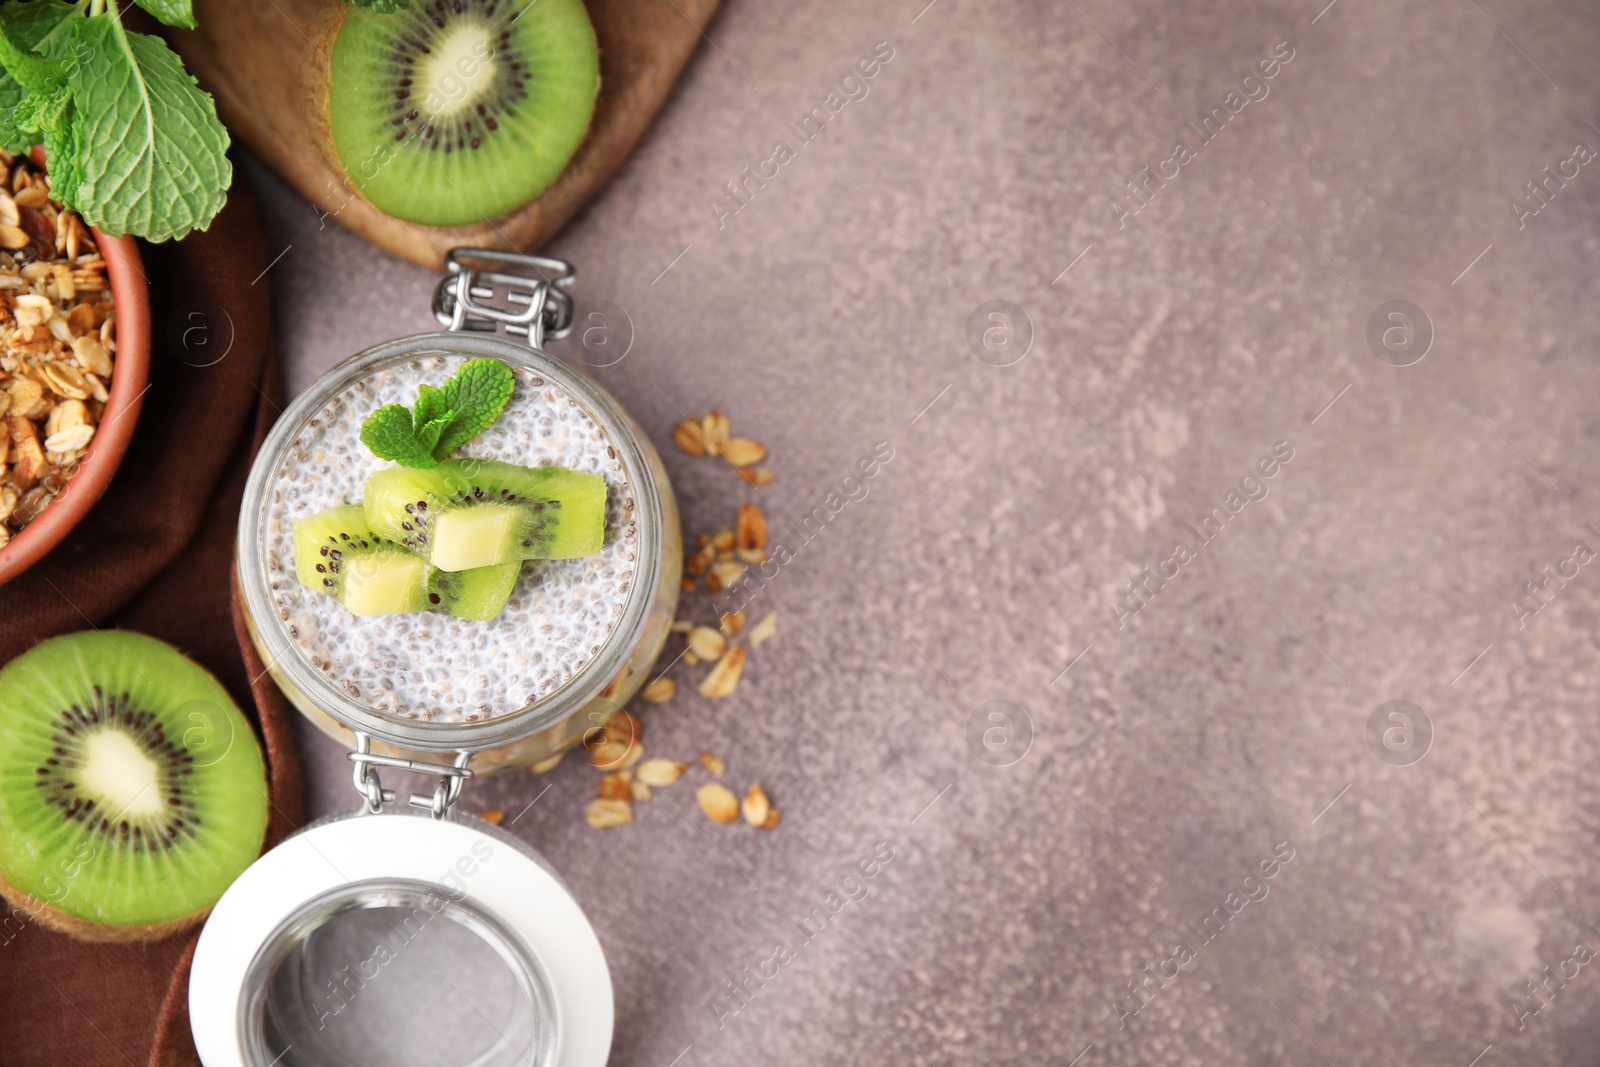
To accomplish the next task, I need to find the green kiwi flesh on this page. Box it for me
[0,632,269,940]
[364,458,607,572]
[427,558,523,620]
[294,503,433,616]
[295,502,523,619]
[328,0,601,226]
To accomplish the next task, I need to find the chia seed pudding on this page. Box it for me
[263,353,638,724]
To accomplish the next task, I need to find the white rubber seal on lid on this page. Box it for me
[189,810,612,1067]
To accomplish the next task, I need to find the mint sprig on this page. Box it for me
[360,358,516,469]
[0,0,230,244]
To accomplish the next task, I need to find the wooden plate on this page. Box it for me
[170,0,719,269]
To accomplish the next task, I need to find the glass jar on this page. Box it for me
[236,254,680,772]
[199,253,674,1066]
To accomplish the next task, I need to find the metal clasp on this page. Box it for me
[349,733,474,819]
[432,248,577,348]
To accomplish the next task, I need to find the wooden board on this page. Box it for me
[169,0,719,269]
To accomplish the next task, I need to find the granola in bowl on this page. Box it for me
[0,150,114,548]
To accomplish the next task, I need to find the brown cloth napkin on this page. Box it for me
[0,174,302,1066]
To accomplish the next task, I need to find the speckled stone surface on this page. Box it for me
[247,0,1600,1062]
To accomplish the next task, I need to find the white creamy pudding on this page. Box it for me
[262,354,638,723]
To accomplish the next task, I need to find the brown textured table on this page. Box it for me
[245,0,1600,1063]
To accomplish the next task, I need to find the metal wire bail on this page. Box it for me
[432,248,577,348]
[349,733,474,819]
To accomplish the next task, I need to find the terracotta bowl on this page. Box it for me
[0,214,150,585]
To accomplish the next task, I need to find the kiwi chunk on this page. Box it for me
[294,503,432,616]
[294,503,522,620]
[364,459,606,572]
[328,0,600,226]
[0,632,268,941]
[428,560,523,621]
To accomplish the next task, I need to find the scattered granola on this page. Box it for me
[585,798,633,828]
[737,466,775,487]
[748,611,779,649]
[697,782,740,824]
[736,502,767,552]
[672,418,706,456]
[687,625,726,661]
[600,710,640,746]
[640,676,677,703]
[564,668,773,829]
[561,429,785,833]
[589,738,643,771]
[720,438,765,467]
[700,411,730,455]
[0,151,114,547]
[741,784,774,828]
[698,646,747,699]
[585,709,644,771]
[708,560,746,591]
[636,758,686,786]
[670,409,771,484]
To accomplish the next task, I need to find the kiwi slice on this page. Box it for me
[295,502,523,620]
[428,560,523,621]
[295,503,433,616]
[0,632,269,941]
[328,0,601,227]
[365,459,606,572]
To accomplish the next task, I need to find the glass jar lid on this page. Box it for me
[190,809,613,1067]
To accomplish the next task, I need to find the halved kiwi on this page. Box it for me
[294,502,524,619]
[364,459,606,572]
[328,0,601,227]
[0,632,269,942]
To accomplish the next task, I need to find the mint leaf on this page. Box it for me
[360,404,437,469]
[0,75,26,153]
[411,383,453,453]
[2,1,80,58]
[14,77,68,132]
[0,1,79,153]
[432,358,514,458]
[65,15,230,242]
[413,410,453,454]
[133,0,196,30]
[40,105,79,207]
[13,81,79,207]
[359,359,513,468]
[0,18,65,91]
[413,383,449,432]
